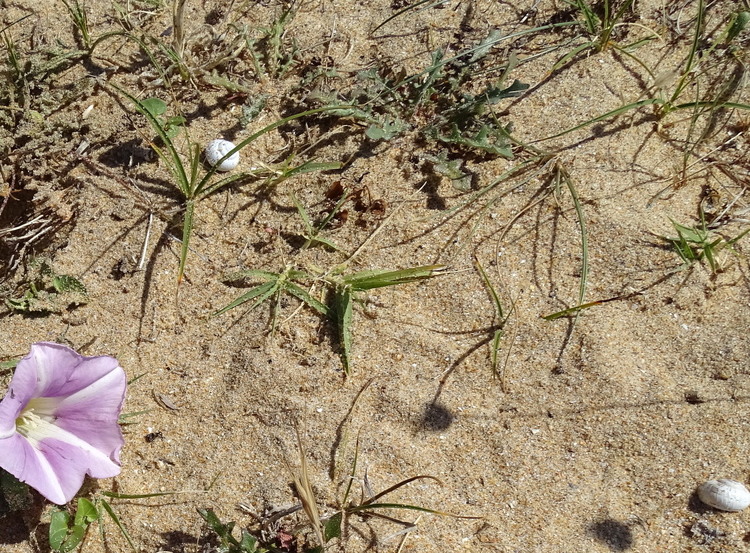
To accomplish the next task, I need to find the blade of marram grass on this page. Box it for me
[474,258,504,377]
[362,475,441,506]
[223,269,282,281]
[371,0,447,35]
[537,98,661,142]
[668,0,703,107]
[543,296,623,320]
[348,502,481,519]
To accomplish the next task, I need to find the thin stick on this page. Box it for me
[137,212,154,270]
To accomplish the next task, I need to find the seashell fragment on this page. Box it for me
[697,479,750,512]
[204,139,239,171]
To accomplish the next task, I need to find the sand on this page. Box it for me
[1,0,750,551]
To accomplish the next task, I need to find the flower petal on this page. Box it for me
[0,386,25,439]
[0,434,70,505]
[0,342,127,504]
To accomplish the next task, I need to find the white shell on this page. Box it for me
[204,139,239,171]
[697,479,750,512]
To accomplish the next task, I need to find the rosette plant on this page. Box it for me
[0,342,126,505]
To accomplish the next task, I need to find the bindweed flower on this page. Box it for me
[0,342,126,505]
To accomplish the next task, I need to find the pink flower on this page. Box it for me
[0,342,126,504]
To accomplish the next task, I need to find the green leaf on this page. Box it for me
[178,200,196,283]
[334,288,354,373]
[238,530,260,552]
[0,359,18,370]
[484,79,529,103]
[728,11,750,43]
[197,508,240,547]
[324,512,342,541]
[284,282,329,315]
[61,525,85,553]
[365,116,408,140]
[74,497,99,526]
[99,499,137,552]
[433,122,514,157]
[213,280,279,316]
[49,510,71,550]
[140,97,167,117]
[344,264,445,291]
[52,274,87,296]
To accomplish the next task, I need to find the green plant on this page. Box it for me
[113,85,343,281]
[664,218,749,274]
[198,509,271,553]
[216,264,445,373]
[5,259,87,313]
[47,488,190,552]
[542,2,750,143]
[60,0,93,50]
[291,190,349,251]
[314,30,530,158]
[244,2,300,80]
[474,258,514,388]
[294,434,479,552]
[552,0,648,71]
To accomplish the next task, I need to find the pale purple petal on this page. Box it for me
[0,386,25,438]
[0,342,127,505]
[0,433,71,505]
[14,342,123,399]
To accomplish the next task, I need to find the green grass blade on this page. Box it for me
[291,193,314,232]
[101,491,186,499]
[542,296,622,320]
[284,282,329,315]
[109,84,190,196]
[668,0,703,106]
[277,160,343,181]
[348,502,480,519]
[362,475,441,505]
[726,227,750,246]
[474,259,503,320]
[551,41,595,72]
[371,0,443,35]
[334,288,354,374]
[561,168,588,306]
[197,172,251,199]
[223,269,281,282]
[538,98,662,142]
[213,280,279,316]
[194,106,353,197]
[98,500,137,553]
[671,100,750,112]
[344,264,446,291]
[177,200,195,283]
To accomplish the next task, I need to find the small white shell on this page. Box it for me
[204,139,239,171]
[697,479,750,512]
